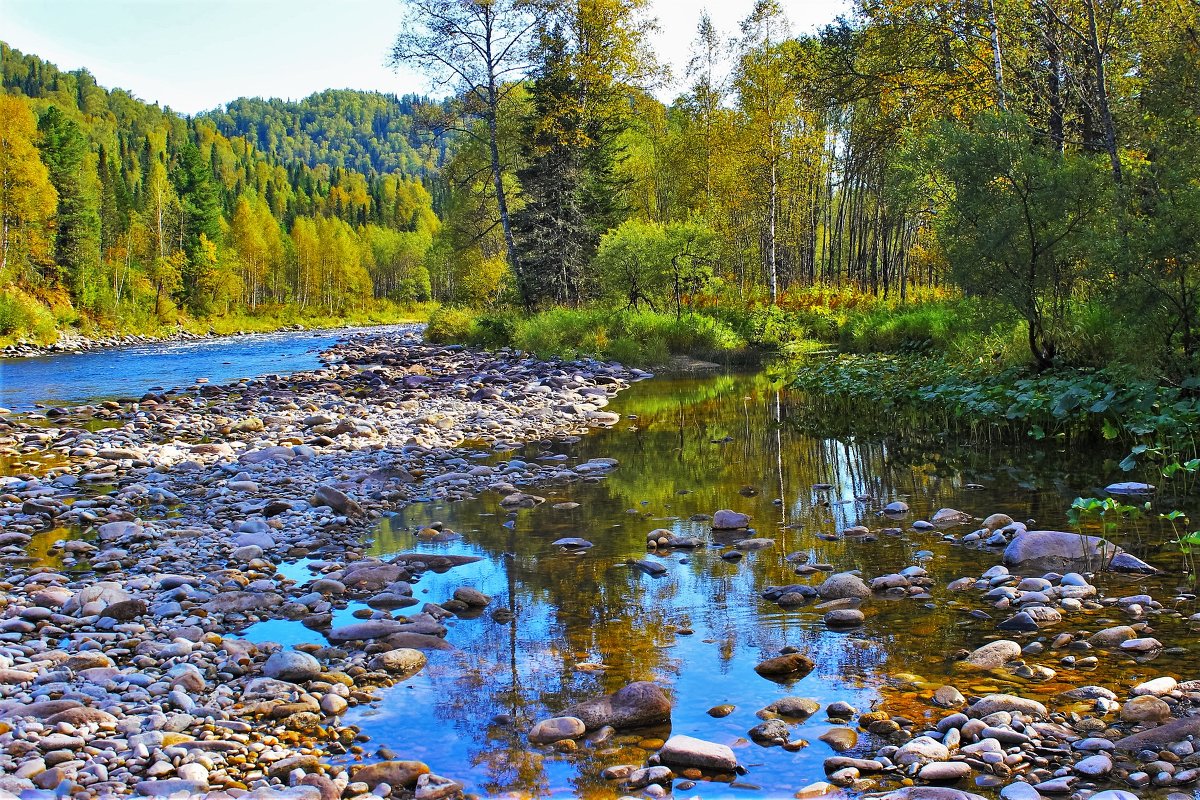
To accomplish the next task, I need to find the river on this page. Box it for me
[0,324,417,412]
[5,332,1196,798]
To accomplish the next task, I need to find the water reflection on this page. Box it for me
[328,371,1200,798]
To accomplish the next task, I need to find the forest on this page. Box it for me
[2,0,1199,378]
[406,0,1200,379]
[0,44,441,340]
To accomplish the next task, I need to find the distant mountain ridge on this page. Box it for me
[0,42,442,337]
[203,90,447,177]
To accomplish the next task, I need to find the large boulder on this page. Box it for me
[961,640,1022,670]
[658,735,738,772]
[313,485,363,516]
[969,694,1047,718]
[894,736,950,766]
[1114,717,1200,752]
[369,648,426,676]
[865,789,988,800]
[817,572,871,600]
[263,650,322,683]
[327,620,409,642]
[754,653,816,681]
[559,681,671,731]
[202,591,283,614]
[712,510,751,530]
[351,761,429,790]
[1003,530,1120,572]
[342,563,405,591]
[529,717,586,745]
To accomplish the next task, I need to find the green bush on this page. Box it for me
[840,300,988,353]
[0,292,34,337]
[424,306,478,344]
[469,311,521,349]
[0,290,59,344]
[426,307,745,366]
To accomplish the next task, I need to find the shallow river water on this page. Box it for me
[233,370,1200,799]
[0,325,415,412]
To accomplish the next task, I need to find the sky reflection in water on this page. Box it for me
[257,371,1200,798]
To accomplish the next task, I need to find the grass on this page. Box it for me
[425,306,746,367]
[0,292,434,349]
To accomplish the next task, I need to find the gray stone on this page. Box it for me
[559,681,671,731]
[969,694,1047,717]
[712,509,751,529]
[895,736,950,766]
[817,572,871,600]
[263,650,322,682]
[755,653,816,680]
[369,648,426,676]
[962,640,1022,670]
[1003,530,1119,572]
[659,735,738,771]
[529,716,586,744]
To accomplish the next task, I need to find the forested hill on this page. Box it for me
[203,91,445,177]
[0,43,441,341]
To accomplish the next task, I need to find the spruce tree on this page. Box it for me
[37,106,101,291]
[513,27,595,307]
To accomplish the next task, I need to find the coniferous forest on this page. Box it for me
[2,0,1199,379]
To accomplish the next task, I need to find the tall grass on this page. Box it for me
[425,306,746,366]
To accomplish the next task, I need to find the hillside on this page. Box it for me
[0,43,441,343]
[204,90,447,177]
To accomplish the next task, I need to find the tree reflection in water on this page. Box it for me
[349,370,1197,798]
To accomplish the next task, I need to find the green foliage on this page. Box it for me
[594,219,717,313]
[922,112,1111,369]
[0,44,439,339]
[424,306,478,344]
[206,90,439,176]
[788,353,1200,487]
[423,306,744,367]
[839,298,996,355]
[36,105,101,293]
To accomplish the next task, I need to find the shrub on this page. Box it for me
[424,306,478,344]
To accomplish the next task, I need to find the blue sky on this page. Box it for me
[1,0,850,114]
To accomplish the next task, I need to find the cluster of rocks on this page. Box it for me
[653,499,1200,799]
[0,330,647,798]
[526,683,752,796]
[790,674,1200,800]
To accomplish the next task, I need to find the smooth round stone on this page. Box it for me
[1075,753,1113,776]
[1122,695,1171,723]
[824,609,865,628]
[919,761,972,781]
[529,716,586,745]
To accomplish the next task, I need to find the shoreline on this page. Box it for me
[0,328,649,798]
[0,318,426,361]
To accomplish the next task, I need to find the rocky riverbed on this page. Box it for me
[0,329,647,799]
[4,331,1200,800]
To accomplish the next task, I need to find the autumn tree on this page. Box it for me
[0,95,56,284]
[390,0,548,301]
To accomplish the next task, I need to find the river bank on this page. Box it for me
[0,311,427,360]
[3,332,1200,800]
